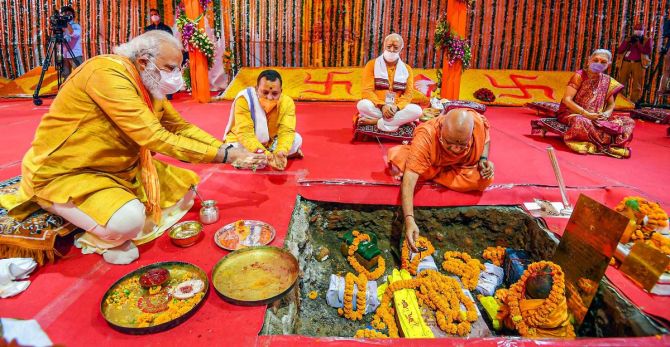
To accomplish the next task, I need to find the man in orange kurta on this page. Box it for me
[1,31,266,264]
[389,108,494,251]
[356,34,422,132]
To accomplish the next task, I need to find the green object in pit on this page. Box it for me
[340,230,381,260]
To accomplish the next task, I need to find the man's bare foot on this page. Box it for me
[357,117,378,126]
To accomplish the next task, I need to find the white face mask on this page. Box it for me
[383,50,400,62]
[147,61,183,95]
[634,30,643,36]
[151,15,160,23]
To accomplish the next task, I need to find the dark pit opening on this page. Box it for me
[261,197,667,338]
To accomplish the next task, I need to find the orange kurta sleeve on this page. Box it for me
[361,60,384,106]
[396,65,414,109]
[85,66,220,163]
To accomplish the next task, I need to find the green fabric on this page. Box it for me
[341,230,381,260]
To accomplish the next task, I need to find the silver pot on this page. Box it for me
[199,200,219,224]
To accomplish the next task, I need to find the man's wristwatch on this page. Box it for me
[479,156,488,162]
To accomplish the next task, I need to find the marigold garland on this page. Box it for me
[401,237,435,275]
[354,329,388,338]
[339,231,387,321]
[308,290,318,300]
[356,269,478,338]
[442,251,485,290]
[615,196,669,239]
[494,288,509,302]
[482,246,506,266]
[647,233,670,256]
[339,272,367,321]
[503,261,575,338]
[347,230,386,280]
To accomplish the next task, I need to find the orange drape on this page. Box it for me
[441,0,467,99]
[164,1,174,27]
[222,0,231,46]
[185,0,211,103]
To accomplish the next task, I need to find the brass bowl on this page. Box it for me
[211,246,299,306]
[168,221,203,247]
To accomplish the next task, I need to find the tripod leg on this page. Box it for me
[645,62,662,103]
[57,42,64,87]
[61,43,81,84]
[33,38,57,105]
[64,44,81,67]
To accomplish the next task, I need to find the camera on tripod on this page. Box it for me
[32,10,79,105]
[49,13,73,33]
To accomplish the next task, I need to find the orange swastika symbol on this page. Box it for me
[484,74,556,100]
[303,71,353,95]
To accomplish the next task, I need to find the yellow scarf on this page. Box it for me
[116,57,162,224]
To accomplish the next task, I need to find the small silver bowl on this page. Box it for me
[169,221,203,247]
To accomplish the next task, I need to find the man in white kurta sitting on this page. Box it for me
[356,33,422,132]
[223,69,302,171]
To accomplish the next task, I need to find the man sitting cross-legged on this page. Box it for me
[356,33,422,132]
[223,69,303,171]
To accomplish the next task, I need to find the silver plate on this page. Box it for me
[214,220,276,251]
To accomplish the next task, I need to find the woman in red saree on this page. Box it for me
[557,49,635,158]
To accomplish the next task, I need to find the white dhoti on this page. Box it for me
[357,99,421,132]
[228,132,302,155]
[224,87,302,156]
[41,189,196,263]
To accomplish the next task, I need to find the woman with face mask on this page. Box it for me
[556,49,636,159]
[616,23,652,104]
[356,33,422,133]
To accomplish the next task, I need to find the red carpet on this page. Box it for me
[0,94,669,346]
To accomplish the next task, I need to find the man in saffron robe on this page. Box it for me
[223,69,302,171]
[0,31,266,264]
[388,108,494,251]
[356,33,422,132]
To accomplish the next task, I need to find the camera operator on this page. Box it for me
[144,9,173,35]
[60,6,83,81]
[616,23,652,104]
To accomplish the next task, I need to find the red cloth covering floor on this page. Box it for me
[0,94,669,346]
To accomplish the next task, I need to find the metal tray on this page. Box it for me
[214,220,276,251]
[100,261,209,334]
[211,246,298,306]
